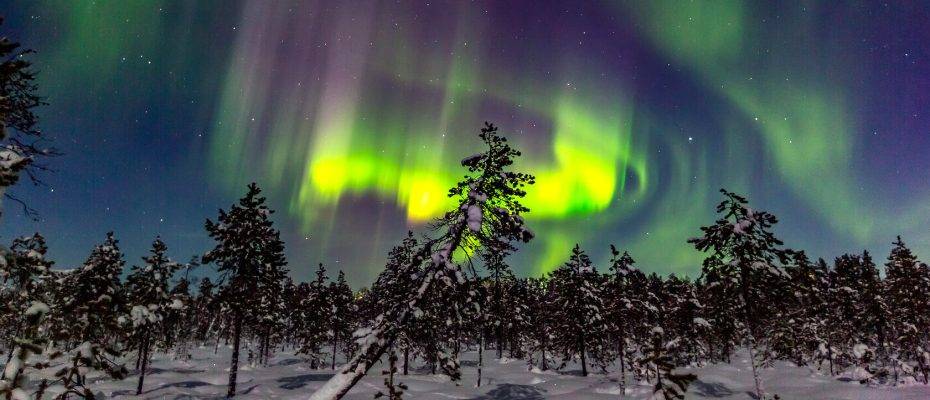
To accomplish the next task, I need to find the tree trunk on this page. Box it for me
[136,332,150,395]
[331,331,338,370]
[619,339,626,387]
[477,332,483,387]
[227,311,243,398]
[403,345,409,376]
[541,342,548,371]
[494,276,503,360]
[740,268,765,399]
[135,342,143,371]
[580,342,588,377]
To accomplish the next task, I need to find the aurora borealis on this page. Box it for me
[3,1,930,285]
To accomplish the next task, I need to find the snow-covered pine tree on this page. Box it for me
[522,277,555,371]
[828,251,888,375]
[776,251,829,366]
[1,233,52,354]
[549,245,610,377]
[67,232,127,345]
[639,327,696,400]
[604,245,642,384]
[328,271,355,370]
[0,233,54,400]
[253,229,289,366]
[883,236,930,383]
[688,189,789,399]
[405,258,481,378]
[482,249,514,359]
[124,237,182,395]
[662,274,706,366]
[366,233,420,374]
[824,254,860,373]
[503,276,532,360]
[297,263,332,369]
[203,182,285,398]
[695,267,739,363]
[46,232,128,398]
[193,277,217,343]
[168,267,195,361]
[309,122,534,400]
[751,256,794,367]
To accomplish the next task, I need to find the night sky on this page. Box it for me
[2,1,930,286]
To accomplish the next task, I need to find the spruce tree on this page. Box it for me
[884,236,929,383]
[523,277,555,371]
[483,250,514,359]
[47,232,128,399]
[193,277,217,343]
[776,251,829,366]
[328,271,355,370]
[550,245,609,376]
[203,183,285,397]
[1,233,52,355]
[124,237,182,395]
[689,189,788,399]
[639,327,696,400]
[253,229,289,366]
[0,233,53,400]
[366,233,420,374]
[297,263,332,369]
[604,245,641,384]
[65,232,126,345]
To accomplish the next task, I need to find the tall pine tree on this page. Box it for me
[203,183,284,398]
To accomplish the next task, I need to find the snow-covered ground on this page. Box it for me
[40,346,930,399]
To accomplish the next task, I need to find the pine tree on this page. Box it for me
[46,232,128,399]
[1,233,53,355]
[124,237,182,395]
[193,277,217,343]
[827,251,888,375]
[328,271,355,370]
[309,122,534,400]
[662,274,706,365]
[604,245,642,384]
[549,245,610,377]
[203,183,285,398]
[0,18,58,219]
[253,229,289,366]
[884,236,929,383]
[168,267,195,361]
[696,267,740,363]
[776,251,829,366]
[0,233,54,400]
[297,263,332,369]
[366,233,420,374]
[522,277,555,371]
[503,277,532,360]
[688,189,788,399]
[483,250,514,359]
[639,327,696,400]
[64,232,127,345]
